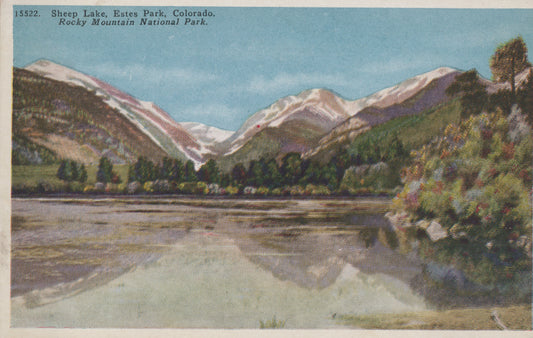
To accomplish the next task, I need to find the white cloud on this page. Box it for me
[87,62,217,85]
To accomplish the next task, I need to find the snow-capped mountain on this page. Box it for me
[180,122,234,146]
[305,68,460,159]
[18,60,476,170]
[347,67,456,112]
[221,67,458,160]
[25,59,208,166]
[220,88,353,156]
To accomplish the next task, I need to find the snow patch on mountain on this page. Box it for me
[180,122,234,145]
[223,67,458,157]
[347,67,457,113]
[223,88,352,155]
[25,59,204,166]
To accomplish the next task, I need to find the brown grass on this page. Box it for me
[339,304,532,330]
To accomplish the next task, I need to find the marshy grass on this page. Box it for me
[259,315,286,329]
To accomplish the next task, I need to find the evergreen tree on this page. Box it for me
[69,160,79,182]
[132,156,156,183]
[78,164,87,183]
[197,159,220,183]
[159,157,173,180]
[247,160,265,187]
[490,35,530,98]
[264,159,282,188]
[220,173,231,187]
[332,148,351,182]
[319,163,338,190]
[56,160,67,181]
[300,161,321,185]
[97,157,114,183]
[127,163,135,183]
[169,158,184,182]
[231,163,247,186]
[446,69,488,117]
[183,160,198,182]
[280,152,302,186]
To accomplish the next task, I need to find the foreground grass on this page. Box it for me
[259,316,286,329]
[338,304,532,330]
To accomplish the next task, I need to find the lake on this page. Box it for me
[11,197,430,328]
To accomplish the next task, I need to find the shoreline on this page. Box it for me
[338,304,532,330]
[10,192,394,200]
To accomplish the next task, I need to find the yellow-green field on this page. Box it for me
[12,164,130,189]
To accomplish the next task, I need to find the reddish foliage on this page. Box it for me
[502,142,515,159]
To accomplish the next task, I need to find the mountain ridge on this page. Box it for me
[16,60,500,171]
[25,59,208,166]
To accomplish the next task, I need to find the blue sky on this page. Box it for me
[13,6,533,131]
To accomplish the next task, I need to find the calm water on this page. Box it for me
[11,197,430,328]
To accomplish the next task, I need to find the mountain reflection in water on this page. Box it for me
[12,197,431,328]
[228,212,422,290]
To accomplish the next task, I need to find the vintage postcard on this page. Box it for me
[1,0,533,336]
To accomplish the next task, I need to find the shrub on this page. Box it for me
[395,111,532,287]
[257,186,270,196]
[225,185,239,195]
[143,181,153,193]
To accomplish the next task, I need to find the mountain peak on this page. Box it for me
[180,122,234,145]
[23,59,208,166]
[347,66,459,113]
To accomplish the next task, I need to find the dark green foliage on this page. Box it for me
[348,132,407,166]
[299,160,338,189]
[490,35,531,97]
[219,173,231,187]
[488,69,531,117]
[183,160,198,182]
[158,157,173,180]
[488,89,513,115]
[12,136,57,165]
[247,159,265,187]
[280,153,303,186]
[197,159,220,183]
[70,160,78,182]
[263,159,282,189]
[56,161,67,181]
[56,159,86,182]
[446,69,488,117]
[169,158,184,182]
[157,157,184,182]
[96,157,114,183]
[231,163,247,186]
[300,161,321,186]
[319,163,339,189]
[130,156,156,183]
[332,148,351,182]
[78,164,87,183]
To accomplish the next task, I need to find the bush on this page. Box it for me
[257,186,270,196]
[394,111,532,287]
[36,180,53,193]
[225,185,239,195]
[178,181,208,194]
